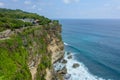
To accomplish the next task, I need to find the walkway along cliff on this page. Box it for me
[0,22,65,80]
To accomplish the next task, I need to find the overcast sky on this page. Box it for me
[0,0,120,19]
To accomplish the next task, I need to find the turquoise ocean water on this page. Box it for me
[60,19,120,80]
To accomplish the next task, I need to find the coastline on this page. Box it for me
[53,43,108,80]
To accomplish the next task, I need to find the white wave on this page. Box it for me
[64,42,69,45]
[64,52,108,80]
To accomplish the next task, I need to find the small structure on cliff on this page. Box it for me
[19,18,40,25]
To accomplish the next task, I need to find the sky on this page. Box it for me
[0,0,120,19]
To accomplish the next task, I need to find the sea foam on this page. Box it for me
[64,42,69,46]
[64,52,109,80]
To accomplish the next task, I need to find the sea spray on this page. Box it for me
[54,42,112,80]
[64,52,109,80]
[64,42,69,46]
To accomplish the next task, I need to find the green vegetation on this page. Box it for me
[36,55,51,80]
[0,26,54,80]
[0,28,47,80]
[0,8,62,80]
[0,8,51,31]
[22,26,52,80]
[0,36,31,80]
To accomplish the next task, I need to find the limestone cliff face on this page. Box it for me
[25,24,64,80]
[0,23,64,80]
[47,26,64,64]
[27,24,64,80]
[45,25,64,80]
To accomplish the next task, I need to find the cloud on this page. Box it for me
[24,0,31,5]
[63,0,79,4]
[0,2,4,7]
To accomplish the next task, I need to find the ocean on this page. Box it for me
[59,19,120,80]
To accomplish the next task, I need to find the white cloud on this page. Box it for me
[24,0,31,5]
[63,0,79,4]
[0,2,4,7]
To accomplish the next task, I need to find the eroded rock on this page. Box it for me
[57,67,67,75]
[67,55,72,59]
[66,52,71,55]
[62,59,67,64]
[72,63,80,68]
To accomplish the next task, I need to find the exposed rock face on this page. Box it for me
[48,41,64,64]
[47,26,64,64]
[26,25,64,80]
[45,24,65,80]
[57,67,67,75]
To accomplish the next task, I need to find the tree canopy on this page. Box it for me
[0,8,51,31]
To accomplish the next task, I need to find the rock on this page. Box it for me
[67,55,72,59]
[64,74,71,79]
[52,51,64,64]
[72,63,80,68]
[57,67,67,75]
[62,59,67,64]
[67,52,71,55]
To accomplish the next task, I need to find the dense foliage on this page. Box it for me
[0,36,31,80]
[0,8,51,31]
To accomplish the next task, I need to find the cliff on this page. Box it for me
[0,22,64,80]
